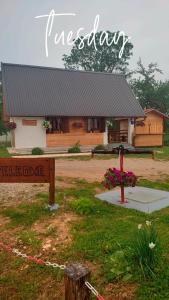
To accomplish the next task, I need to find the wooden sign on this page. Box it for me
[0,158,55,206]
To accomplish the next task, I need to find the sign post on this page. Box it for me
[0,158,58,211]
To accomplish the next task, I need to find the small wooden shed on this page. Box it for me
[134,109,169,147]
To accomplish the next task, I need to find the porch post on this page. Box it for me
[128,118,135,145]
[103,119,108,145]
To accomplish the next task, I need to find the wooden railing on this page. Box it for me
[108,130,128,143]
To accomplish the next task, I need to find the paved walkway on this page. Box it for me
[13,152,91,158]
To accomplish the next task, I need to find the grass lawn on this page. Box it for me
[0,144,11,158]
[55,146,169,161]
[1,177,169,299]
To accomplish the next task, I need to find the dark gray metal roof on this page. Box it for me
[1,63,144,117]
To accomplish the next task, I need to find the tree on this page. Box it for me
[0,121,8,136]
[130,58,169,112]
[62,31,133,75]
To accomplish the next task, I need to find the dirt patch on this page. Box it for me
[0,183,48,207]
[105,282,138,300]
[0,179,74,207]
[32,212,80,252]
[36,279,64,300]
[0,215,10,227]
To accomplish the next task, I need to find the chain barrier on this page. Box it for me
[0,242,66,270]
[85,281,106,300]
[0,241,105,300]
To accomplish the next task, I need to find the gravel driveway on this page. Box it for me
[0,157,168,205]
[55,157,169,182]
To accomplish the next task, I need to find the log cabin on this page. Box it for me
[1,63,144,150]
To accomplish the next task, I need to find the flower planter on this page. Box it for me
[103,168,137,190]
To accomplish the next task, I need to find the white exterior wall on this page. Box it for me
[13,117,46,148]
[128,118,135,145]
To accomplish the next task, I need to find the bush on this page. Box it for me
[70,197,97,215]
[132,221,160,278]
[31,147,44,155]
[68,141,81,153]
[94,144,106,151]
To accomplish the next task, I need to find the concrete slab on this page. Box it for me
[96,186,169,213]
[10,152,91,158]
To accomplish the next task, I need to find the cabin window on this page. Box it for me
[87,118,100,132]
[46,117,62,133]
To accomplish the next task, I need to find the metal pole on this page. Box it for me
[119,146,127,204]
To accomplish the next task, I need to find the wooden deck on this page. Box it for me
[108,130,128,143]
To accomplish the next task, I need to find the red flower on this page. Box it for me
[103,167,137,190]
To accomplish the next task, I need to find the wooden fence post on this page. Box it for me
[64,263,91,300]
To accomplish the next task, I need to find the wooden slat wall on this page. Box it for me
[135,112,163,135]
[134,111,164,147]
[134,134,163,147]
[46,133,104,147]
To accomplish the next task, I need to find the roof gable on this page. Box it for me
[2,63,144,118]
[144,108,169,119]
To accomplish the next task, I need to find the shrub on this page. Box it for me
[94,144,106,151]
[68,141,81,153]
[31,147,44,155]
[70,197,97,215]
[132,221,160,278]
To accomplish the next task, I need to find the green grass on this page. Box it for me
[0,144,11,157]
[61,178,169,298]
[1,177,169,299]
[18,230,42,251]
[138,178,169,191]
[54,146,169,161]
[155,146,169,160]
[2,200,53,227]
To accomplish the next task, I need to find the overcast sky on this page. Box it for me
[0,0,168,80]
